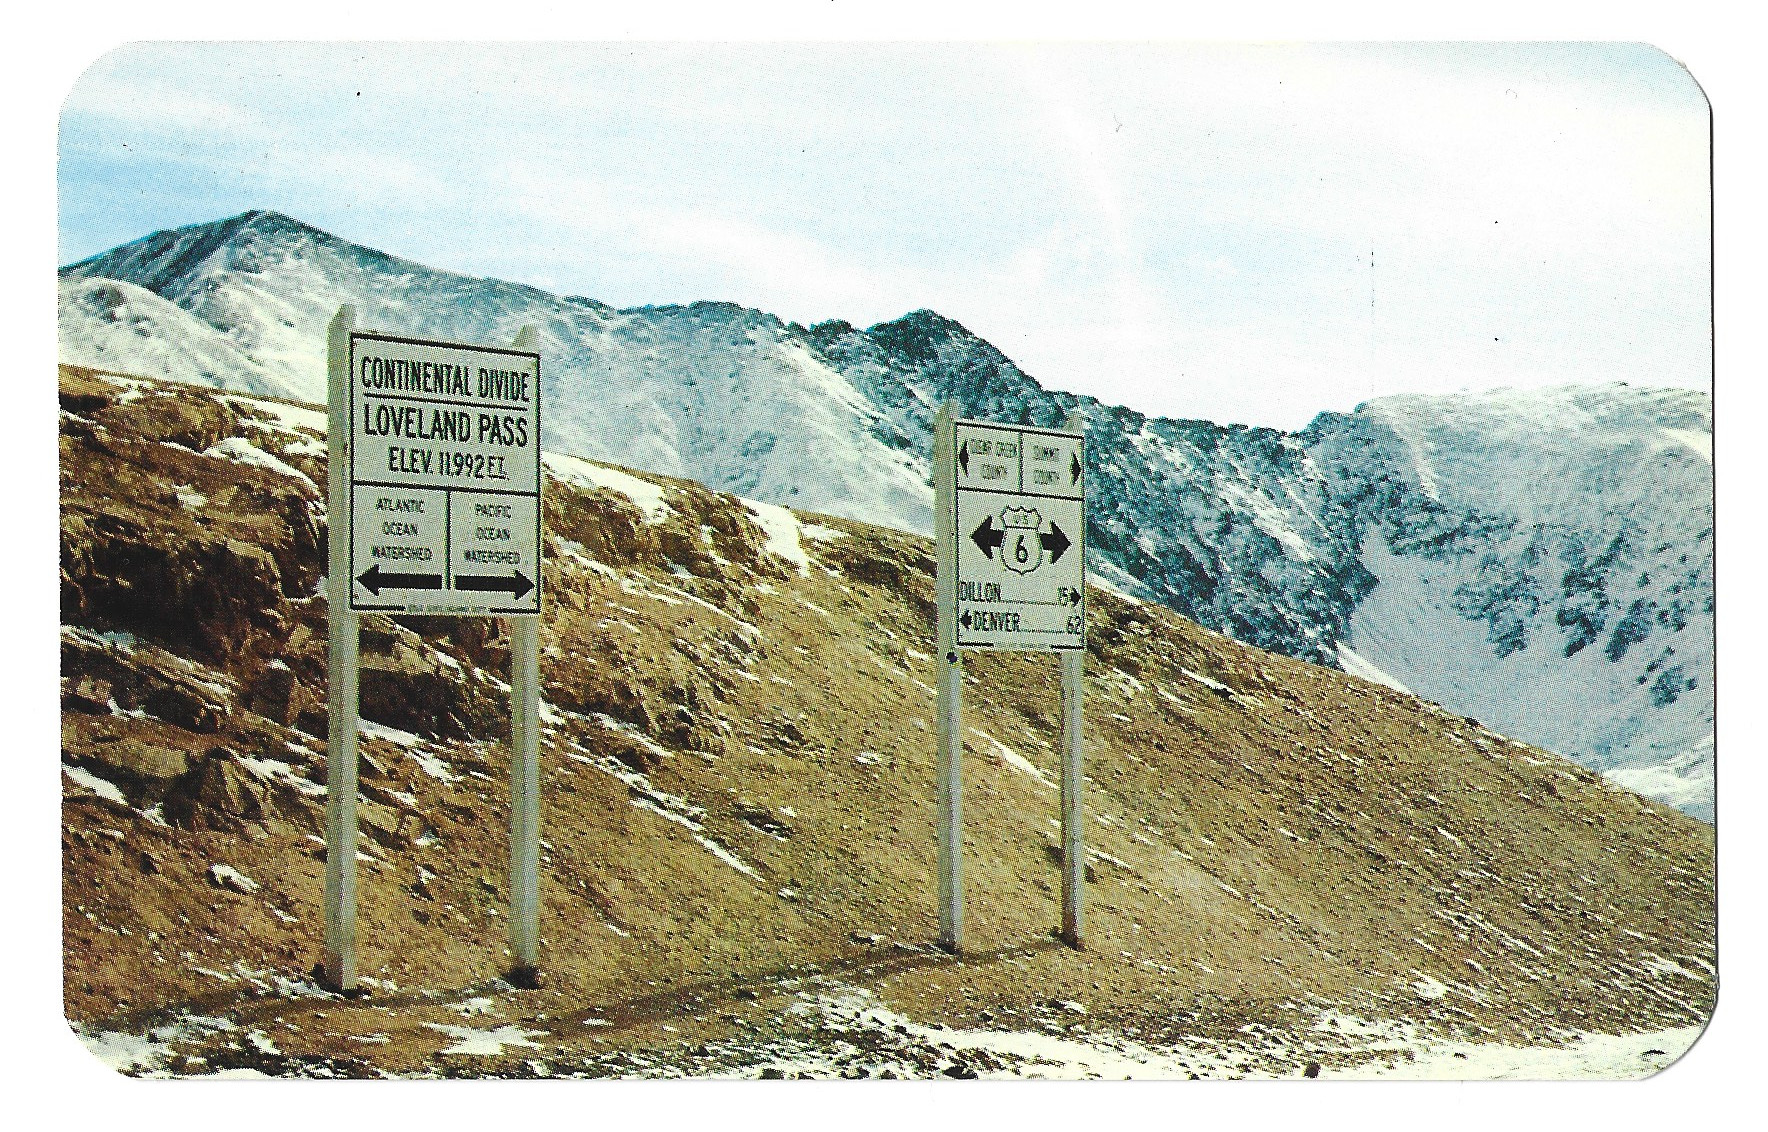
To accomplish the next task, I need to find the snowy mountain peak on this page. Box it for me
[64,209,331,291]
[863,308,991,362]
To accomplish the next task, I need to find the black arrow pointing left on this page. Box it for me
[958,440,970,477]
[1040,522,1072,564]
[356,564,443,595]
[455,570,535,600]
[971,515,1005,559]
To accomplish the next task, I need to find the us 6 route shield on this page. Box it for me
[348,332,541,616]
[950,419,1084,650]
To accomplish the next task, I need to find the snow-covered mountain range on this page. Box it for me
[58,210,1714,818]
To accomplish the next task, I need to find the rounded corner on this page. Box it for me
[1637,995,1719,1081]
[1630,42,1713,121]
[60,1010,136,1081]
[59,41,149,130]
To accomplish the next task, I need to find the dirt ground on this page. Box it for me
[59,367,1715,1078]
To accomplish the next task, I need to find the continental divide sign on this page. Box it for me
[347,332,542,616]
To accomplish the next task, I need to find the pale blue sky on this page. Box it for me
[59,41,1710,431]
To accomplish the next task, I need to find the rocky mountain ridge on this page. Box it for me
[58,211,1713,817]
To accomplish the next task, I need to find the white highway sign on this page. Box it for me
[348,332,541,615]
[950,418,1084,650]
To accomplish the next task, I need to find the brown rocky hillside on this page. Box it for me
[58,364,1715,1079]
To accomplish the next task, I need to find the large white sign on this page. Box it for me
[950,419,1084,650]
[348,332,541,615]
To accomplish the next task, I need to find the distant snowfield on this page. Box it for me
[1347,538,1713,820]
[1334,386,1715,820]
[1605,739,1713,816]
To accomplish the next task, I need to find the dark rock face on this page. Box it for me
[810,313,1376,666]
[356,624,506,741]
[61,633,235,739]
[246,662,305,727]
[815,528,936,620]
[61,510,294,671]
[59,370,322,674]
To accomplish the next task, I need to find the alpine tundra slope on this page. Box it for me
[58,367,1714,1077]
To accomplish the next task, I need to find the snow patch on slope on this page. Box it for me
[201,436,319,492]
[743,499,811,577]
[543,452,672,522]
[1335,644,1413,695]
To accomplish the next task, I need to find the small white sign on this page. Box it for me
[348,332,541,615]
[949,419,1084,650]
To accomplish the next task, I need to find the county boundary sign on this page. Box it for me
[934,404,1088,956]
[348,331,542,616]
[951,418,1085,650]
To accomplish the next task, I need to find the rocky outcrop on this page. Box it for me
[59,367,322,674]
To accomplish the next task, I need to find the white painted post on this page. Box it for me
[1059,408,1085,949]
[323,305,361,992]
[934,400,963,952]
[508,324,542,985]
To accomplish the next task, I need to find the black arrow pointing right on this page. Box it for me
[1040,521,1072,564]
[356,564,443,595]
[455,570,535,599]
[1071,451,1082,485]
[970,515,1004,559]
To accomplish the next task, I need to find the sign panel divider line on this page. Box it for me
[360,390,530,412]
[955,420,1078,440]
[947,485,1083,502]
[352,480,533,498]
